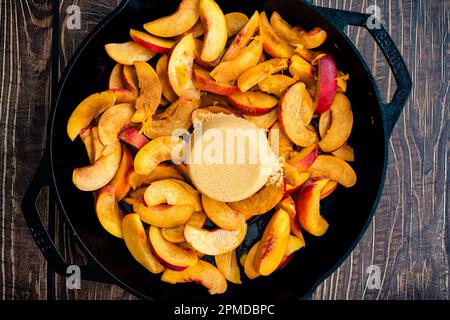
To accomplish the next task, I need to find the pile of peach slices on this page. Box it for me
[67,0,356,295]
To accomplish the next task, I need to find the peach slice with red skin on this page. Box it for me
[143,98,198,139]
[243,108,278,129]
[118,126,150,150]
[198,0,228,62]
[156,55,178,103]
[109,64,124,89]
[289,55,316,87]
[98,103,135,146]
[268,122,293,160]
[244,242,260,279]
[215,250,242,284]
[184,223,247,256]
[161,211,206,243]
[128,164,183,190]
[109,146,133,201]
[277,235,305,270]
[259,12,294,59]
[229,180,285,216]
[149,226,198,271]
[275,196,305,243]
[222,11,259,62]
[309,155,357,187]
[144,0,200,38]
[227,91,278,116]
[67,91,116,141]
[320,180,338,199]
[225,12,249,38]
[194,68,241,96]
[130,29,174,54]
[105,42,156,65]
[202,195,246,231]
[161,260,227,295]
[318,93,353,152]
[210,37,263,84]
[287,144,319,172]
[284,163,311,194]
[332,144,355,162]
[135,203,195,228]
[72,141,122,192]
[95,185,125,239]
[237,58,289,92]
[134,136,181,175]
[278,82,316,147]
[122,213,165,274]
[132,61,162,123]
[314,54,338,114]
[254,208,291,276]
[258,74,296,97]
[296,178,330,236]
[168,33,200,100]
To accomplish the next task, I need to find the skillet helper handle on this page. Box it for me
[22,153,114,284]
[313,6,412,137]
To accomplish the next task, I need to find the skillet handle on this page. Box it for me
[21,153,115,285]
[313,6,412,137]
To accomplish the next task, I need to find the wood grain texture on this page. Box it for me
[0,0,448,300]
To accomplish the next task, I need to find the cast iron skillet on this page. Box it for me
[22,0,411,300]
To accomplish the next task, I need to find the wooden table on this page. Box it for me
[1,0,448,300]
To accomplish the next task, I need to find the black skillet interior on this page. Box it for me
[50,0,387,300]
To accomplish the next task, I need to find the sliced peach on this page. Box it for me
[109,64,124,89]
[105,41,156,65]
[130,29,174,54]
[259,12,294,59]
[239,253,247,267]
[134,136,181,175]
[128,164,183,190]
[135,203,195,228]
[332,144,355,162]
[98,103,135,146]
[275,196,305,242]
[72,141,122,191]
[225,12,249,37]
[243,108,278,129]
[222,11,259,62]
[184,223,247,255]
[122,213,165,273]
[168,179,202,211]
[210,37,263,84]
[320,180,338,199]
[229,180,285,216]
[149,226,198,271]
[185,19,205,38]
[125,187,146,205]
[296,178,330,236]
[258,74,296,97]
[278,82,316,147]
[109,146,133,200]
[268,122,293,160]
[337,71,349,93]
[143,179,197,207]
[80,127,94,163]
[270,12,327,49]
[144,98,198,139]
[215,250,241,284]
[132,61,162,123]
[318,93,353,152]
[161,211,206,243]
[198,0,227,62]
[287,144,318,172]
[108,89,136,103]
[192,39,224,69]
[202,195,245,231]
[254,209,290,276]
[195,68,241,96]
[168,33,200,100]
[237,58,288,92]
[95,185,124,238]
[122,65,139,97]
[244,242,260,279]
[67,91,116,141]
[284,163,311,194]
[118,126,150,150]
[318,110,331,138]
[144,0,200,37]
[91,127,105,161]
[294,45,322,63]
[156,55,178,103]
[277,235,305,270]
[226,91,278,115]
[309,155,356,187]
[289,55,316,87]
[161,260,227,295]
[314,54,338,114]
